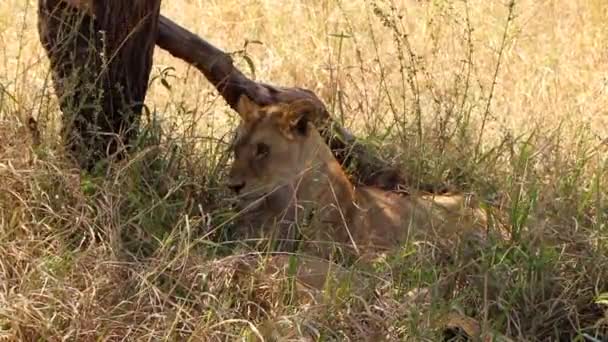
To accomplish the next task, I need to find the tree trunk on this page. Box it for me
[38,0,161,170]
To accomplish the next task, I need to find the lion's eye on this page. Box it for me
[256,143,269,158]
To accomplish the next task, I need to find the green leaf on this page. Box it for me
[242,54,256,79]
[160,78,172,91]
[244,39,263,48]
[596,292,608,306]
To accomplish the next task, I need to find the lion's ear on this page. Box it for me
[280,98,322,138]
[290,112,310,137]
[277,110,310,140]
[236,95,260,121]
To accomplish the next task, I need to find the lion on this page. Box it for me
[227,95,497,259]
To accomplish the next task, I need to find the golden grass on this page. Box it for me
[0,0,607,340]
[1,1,606,138]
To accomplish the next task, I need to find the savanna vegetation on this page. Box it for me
[0,0,607,340]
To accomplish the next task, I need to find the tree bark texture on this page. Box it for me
[38,0,161,170]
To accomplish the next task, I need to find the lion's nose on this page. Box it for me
[228,181,246,194]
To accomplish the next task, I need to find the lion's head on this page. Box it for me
[227,95,328,217]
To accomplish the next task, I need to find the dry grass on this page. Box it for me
[1,0,607,341]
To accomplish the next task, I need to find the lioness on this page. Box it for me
[228,95,492,258]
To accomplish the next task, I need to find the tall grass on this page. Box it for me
[0,0,607,340]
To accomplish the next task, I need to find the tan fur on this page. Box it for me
[230,95,493,258]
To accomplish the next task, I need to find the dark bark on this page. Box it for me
[38,0,160,170]
[156,16,405,191]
